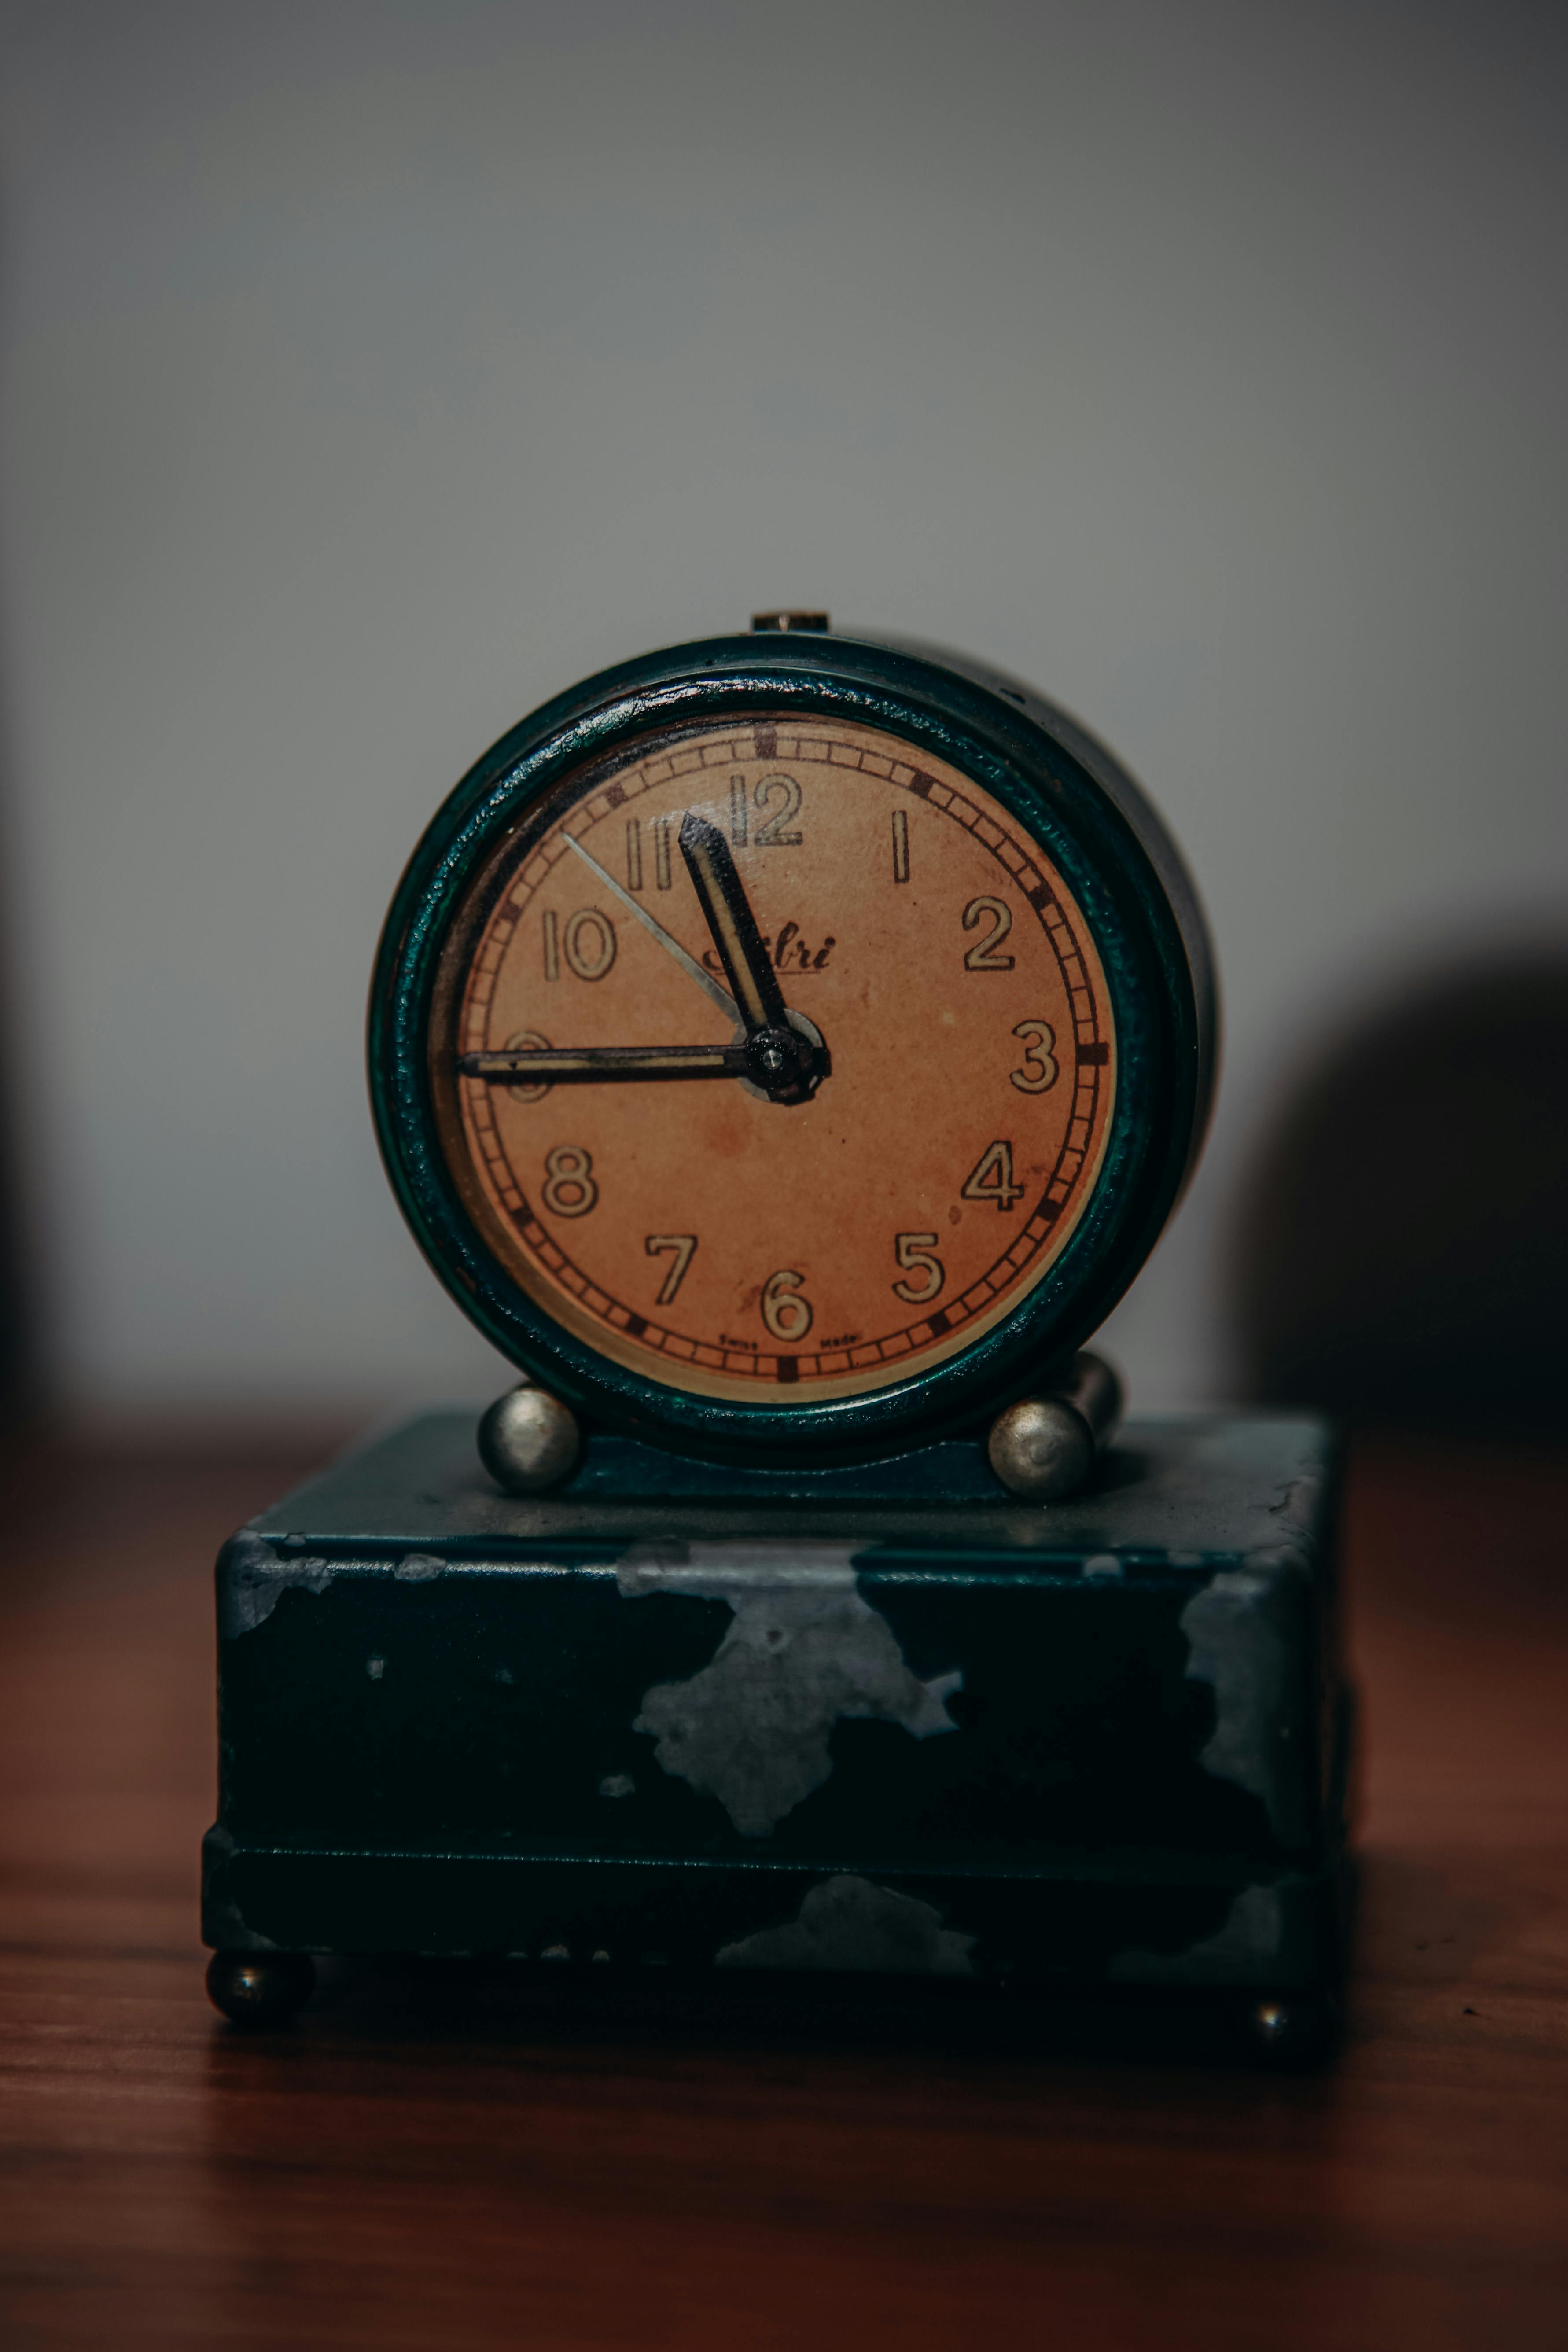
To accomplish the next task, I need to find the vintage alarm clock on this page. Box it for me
[369,613,1214,1473]
[204,618,1344,2064]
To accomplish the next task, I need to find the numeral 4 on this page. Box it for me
[961,1140,1026,1211]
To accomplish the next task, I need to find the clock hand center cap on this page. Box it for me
[745,1020,830,1105]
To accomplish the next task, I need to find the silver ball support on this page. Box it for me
[206,1949,314,2028]
[478,1383,582,1494]
[986,1351,1123,1501]
[1231,1991,1341,2068]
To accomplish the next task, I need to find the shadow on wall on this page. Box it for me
[1229,953,1568,1432]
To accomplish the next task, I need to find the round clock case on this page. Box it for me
[369,627,1215,1465]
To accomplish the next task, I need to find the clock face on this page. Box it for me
[428,714,1117,1405]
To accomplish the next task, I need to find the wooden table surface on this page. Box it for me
[1,1426,1565,2349]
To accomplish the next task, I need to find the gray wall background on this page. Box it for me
[0,0,1563,1416]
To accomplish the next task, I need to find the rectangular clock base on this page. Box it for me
[203,1410,1350,2005]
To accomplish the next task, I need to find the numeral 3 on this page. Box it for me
[1009,1020,1058,1093]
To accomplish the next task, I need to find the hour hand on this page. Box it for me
[458,1043,750,1087]
[677,813,828,1104]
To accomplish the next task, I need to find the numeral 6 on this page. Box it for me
[761,1268,813,1343]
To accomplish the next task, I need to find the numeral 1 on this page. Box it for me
[653,814,673,891]
[542,909,559,981]
[730,775,748,848]
[891,807,909,883]
[626,817,644,892]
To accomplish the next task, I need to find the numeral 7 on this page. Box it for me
[645,1234,697,1305]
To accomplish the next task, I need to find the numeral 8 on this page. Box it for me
[541,1145,598,1218]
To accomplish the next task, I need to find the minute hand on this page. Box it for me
[458,1043,748,1084]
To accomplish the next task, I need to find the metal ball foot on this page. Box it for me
[1230,1990,1340,2069]
[478,1383,582,1494]
[988,1352,1123,1501]
[206,1949,315,2029]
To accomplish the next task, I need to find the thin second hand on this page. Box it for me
[561,831,739,1024]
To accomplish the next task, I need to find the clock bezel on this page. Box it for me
[369,631,1215,1465]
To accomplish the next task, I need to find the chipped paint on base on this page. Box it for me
[1110,1882,1289,1985]
[394,1551,446,1581]
[716,1874,977,1976]
[619,1540,961,1837]
[1180,1561,1310,1844]
[199,1830,280,1951]
[218,1533,335,1638]
[1272,1470,1324,1533]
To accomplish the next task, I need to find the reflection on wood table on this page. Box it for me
[1,1426,1565,2350]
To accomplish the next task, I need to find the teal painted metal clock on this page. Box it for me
[368,618,1214,1467]
[203,618,1348,2064]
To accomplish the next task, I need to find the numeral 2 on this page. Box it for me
[962,895,1014,969]
[961,1140,1026,1211]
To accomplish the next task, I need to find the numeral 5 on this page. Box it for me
[891,1232,945,1305]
